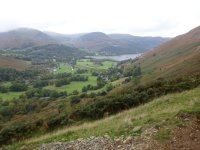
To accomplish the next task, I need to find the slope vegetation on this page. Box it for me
[6,87,200,149]
[124,26,200,81]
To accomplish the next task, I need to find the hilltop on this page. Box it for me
[0,28,56,49]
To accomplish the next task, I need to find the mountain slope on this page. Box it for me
[0,28,169,54]
[126,26,200,80]
[109,34,170,53]
[46,31,170,55]
[0,28,57,49]
[71,32,119,50]
[25,44,87,61]
[70,32,169,55]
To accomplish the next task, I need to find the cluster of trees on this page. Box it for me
[55,78,70,87]
[123,66,141,77]
[75,69,88,74]
[82,83,113,93]
[0,68,39,82]
[25,88,67,99]
[92,67,123,82]
[81,83,104,92]
[10,81,28,92]
[33,80,49,88]
[0,81,28,93]
[38,72,89,88]
[55,75,88,87]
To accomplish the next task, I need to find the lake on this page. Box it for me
[86,54,142,61]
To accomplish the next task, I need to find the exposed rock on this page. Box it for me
[37,134,159,150]
[132,126,142,133]
[123,136,132,144]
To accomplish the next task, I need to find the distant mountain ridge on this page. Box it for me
[46,31,170,55]
[0,28,170,55]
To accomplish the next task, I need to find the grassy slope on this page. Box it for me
[0,55,29,71]
[7,87,200,149]
[140,41,200,81]
[123,26,200,83]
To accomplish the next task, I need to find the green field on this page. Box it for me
[49,59,117,94]
[54,59,116,74]
[0,82,23,100]
[76,59,117,71]
[1,81,12,87]
[0,92,24,100]
[54,63,74,74]
[45,76,97,94]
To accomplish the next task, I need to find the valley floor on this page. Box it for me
[5,87,200,150]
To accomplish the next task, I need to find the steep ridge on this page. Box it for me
[128,26,200,80]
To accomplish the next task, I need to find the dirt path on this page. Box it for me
[163,114,200,150]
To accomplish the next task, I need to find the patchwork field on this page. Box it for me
[0,59,118,100]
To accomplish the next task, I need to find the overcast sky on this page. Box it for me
[0,0,199,37]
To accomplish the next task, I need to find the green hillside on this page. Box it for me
[123,26,200,83]
[6,87,200,149]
